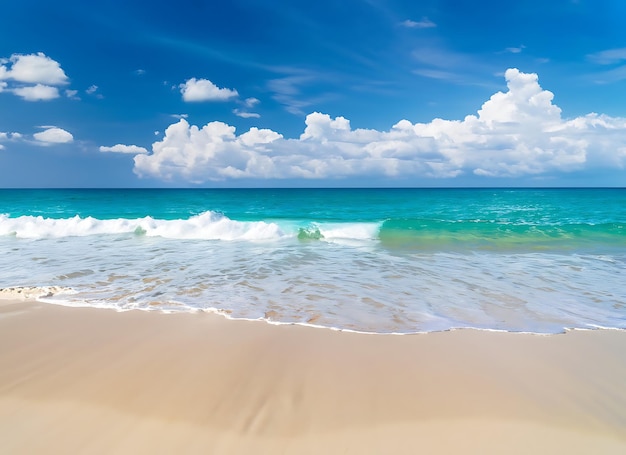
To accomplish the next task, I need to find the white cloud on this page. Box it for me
[0,81,6,92]
[33,127,73,144]
[0,53,68,85]
[12,84,60,101]
[233,109,261,118]
[100,144,148,154]
[65,89,79,99]
[244,97,260,107]
[504,45,526,54]
[179,78,238,102]
[268,74,315,115]
[401,18,436,29]
[86,85,98,94]
[587,48,626,65]
[133,69,626,183]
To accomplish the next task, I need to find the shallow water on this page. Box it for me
[1,188,625,333]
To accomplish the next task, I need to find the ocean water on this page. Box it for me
[1,188,625,334]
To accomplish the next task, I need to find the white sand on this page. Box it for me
[1,298,625,454]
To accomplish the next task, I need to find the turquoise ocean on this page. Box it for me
[1,188,625,334]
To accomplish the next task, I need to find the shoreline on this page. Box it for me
[3,286,624,335]
[1,299,626,454]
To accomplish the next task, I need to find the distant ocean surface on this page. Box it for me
[1,188,625,334]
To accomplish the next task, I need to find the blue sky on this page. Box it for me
[1,0,625,187]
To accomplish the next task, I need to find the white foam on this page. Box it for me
[0,286,74,301]
[317,222,380,240]
[0,212,284,241]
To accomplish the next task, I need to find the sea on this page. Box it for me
[1,188,625,334]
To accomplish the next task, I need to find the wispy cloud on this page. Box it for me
[411,45,493,86]
[586,48,626,84]
[233,109,261,119]
[401,18,436,29]
[587,48,626,65]
[503,45,526,54]
[267,73,318,115]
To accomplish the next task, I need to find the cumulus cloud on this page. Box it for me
[179,78,238,102]
[33,127,74,144]
[132,69,626,183]
[12,84,60,101]
[0,52,68,85]
[0,53,72,102]
[100,144,148,154]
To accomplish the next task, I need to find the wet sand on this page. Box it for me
[1,299,625,454]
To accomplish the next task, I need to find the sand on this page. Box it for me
[1,298,625,454]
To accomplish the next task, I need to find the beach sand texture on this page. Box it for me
[1,299,625,454]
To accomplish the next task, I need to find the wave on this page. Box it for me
[2,212,624,249]
[0,212,284,241]
[0,212,381,242]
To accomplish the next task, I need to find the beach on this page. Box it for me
[1,298,625,454]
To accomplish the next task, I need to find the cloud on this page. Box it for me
[587,48,626,65]
[233,109,261,118]
[132,69,626,183]
[33,127,73,144]
[412,68,461,82]
[100,144,148,154]
[504,45,526,54]
[0,53,74,102]
[401,18,436,29]
[12,84,60,101]
[65,89,79,99]
[85,84,104,98]
[233,97,261,117]
[586,48,626,84]
[179,78,238,102]
[244,97,260,107]
[0,53,69,85]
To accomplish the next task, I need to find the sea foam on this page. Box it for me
[0,212,285,241]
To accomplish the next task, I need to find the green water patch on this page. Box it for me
[378,218,626,252]
[298,226,325,241]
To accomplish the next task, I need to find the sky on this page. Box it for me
[1,0,626,188]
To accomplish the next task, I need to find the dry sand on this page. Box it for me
[1,298,625,454]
